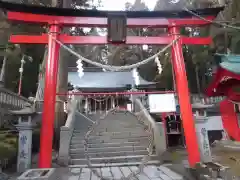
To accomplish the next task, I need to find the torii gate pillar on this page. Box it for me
[38,25,60,168]
[169,26,200,166]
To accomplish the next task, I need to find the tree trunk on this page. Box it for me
[195,65,201,94]
[0,55,7,85]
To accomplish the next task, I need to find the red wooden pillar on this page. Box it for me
[220,100,240,141]
[169,26,200,167]
[39,25,60,168]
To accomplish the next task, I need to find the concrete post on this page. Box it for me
[0,56,7,87]
[84,97,88,114]
[156,122,167,154]
[16,116,33,173]
[195,116,212,163]
[111,97,115,108]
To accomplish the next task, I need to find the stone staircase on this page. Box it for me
[69,111,160,167]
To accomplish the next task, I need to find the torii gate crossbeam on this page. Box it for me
[1,1,223,168]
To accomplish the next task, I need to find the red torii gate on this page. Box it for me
[1,1,223,168]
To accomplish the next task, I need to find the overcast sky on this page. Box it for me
[96,0,158,11]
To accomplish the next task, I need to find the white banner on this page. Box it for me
[148,93,176,113]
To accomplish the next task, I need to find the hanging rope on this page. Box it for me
[53,37,180,72]
[183,7,240,30]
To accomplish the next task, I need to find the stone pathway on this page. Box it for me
[8,151,60,180]
[50,165,184,180]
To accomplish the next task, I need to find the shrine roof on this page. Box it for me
[0,1,223,18]
[68,70,155,89]
[219,54,240,75]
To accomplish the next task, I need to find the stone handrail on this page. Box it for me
[139,94,224,110]
[0,87,33,126]
[134,98,166,158]
[58,95,83,165]
[190,94,224,105]
[0,87,32,109]
[33,78,44,113]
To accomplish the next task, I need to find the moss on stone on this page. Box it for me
[0,132,17,168]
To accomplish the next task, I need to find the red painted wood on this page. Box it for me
[57,91,175,96]
[169,26,200,167]
[7,11,215,27]
[206,67,240,101]
[38,25,60,168]
[181,37,212,45]
[220,100,240,141]
[9,34,213,45]
[10,34,172,44]
[10,34,49,44]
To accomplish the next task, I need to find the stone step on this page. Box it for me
[73,127,144,134]
[94,121,141,124]
[70,146,147,154]
[89,128,145,132]
[71,134,149,141]
[69,160,160,167]
[73,131,149,136]
[70,155,158,165]
[70,150,148,159]
[72,131,149,137]
[91,123,141,125]
[70,141,146,149]
[74,134,149,139]
[71,137,149,144]
[95,123,143,126]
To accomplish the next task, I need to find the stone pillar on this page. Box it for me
[156,122,167,154]
[195,116,212,163]
[0,56,7,87]
[84,97,88,114]
[16,116,33,173]
[111,97,115,108]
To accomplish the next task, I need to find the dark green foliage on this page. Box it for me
[1,0,92,97]
[0,132,17,169]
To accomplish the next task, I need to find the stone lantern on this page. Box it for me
[10,104,36,173]
[192,103,214,163]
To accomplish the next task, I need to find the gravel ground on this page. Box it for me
[212,147,240,177]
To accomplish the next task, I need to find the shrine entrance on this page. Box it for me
[1,1,223,168]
